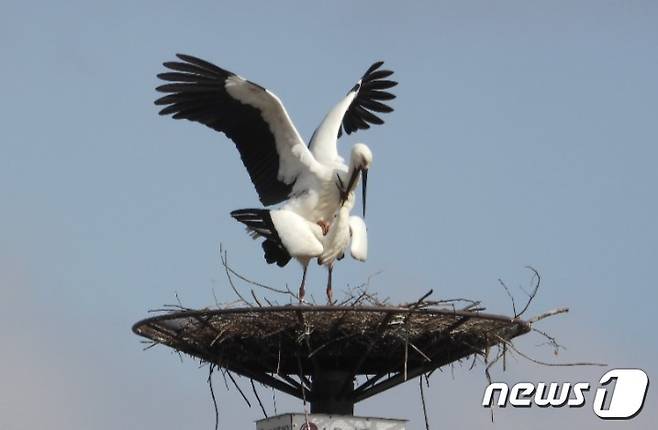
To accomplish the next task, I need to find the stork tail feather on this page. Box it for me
[230,208,292,267]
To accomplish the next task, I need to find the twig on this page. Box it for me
[276,337,282,375]
[211,287,221,309]
[406,289,434,309]
[219,244,298,300]
[141,340,160,351]
[496,336,606,367]
[531,327,567,356]
[498,278,517,316]
[219,245,253,306]
[207,365,219,430]
[528,307,569,324]
[419,376,430,430]
[271,387,277,416]
[409,342,432,362]
[219,368,230,391]
[297,355,310,430]
[226,371,252,408]
[251,290,263,307]
[517,266,540,317]
[251,379,268,418]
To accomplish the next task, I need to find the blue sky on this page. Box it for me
[1,1,656,428]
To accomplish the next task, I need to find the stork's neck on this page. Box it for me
[308,94,356,165]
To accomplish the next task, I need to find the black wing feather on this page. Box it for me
[231,209,292,267]
[362,90,396,101]
[155,54,293,206]
[340,61,397,136]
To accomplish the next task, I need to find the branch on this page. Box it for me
[528,307,569,324]
[207,365,220,430]
[219,244,253,307]
[517,266,540,317]
[496,336,606,367]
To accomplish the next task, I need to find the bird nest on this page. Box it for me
[133,305,530,403]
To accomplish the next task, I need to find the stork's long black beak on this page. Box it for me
[338,167,368,217]
[361,168,368,217]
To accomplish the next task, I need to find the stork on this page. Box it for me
[155,54,394,299]
[317,187,368,304]
[231,145,370,302]
[231,178,368,303]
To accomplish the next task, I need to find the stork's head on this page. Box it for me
[351,143,373,171]
[350,143,373,217]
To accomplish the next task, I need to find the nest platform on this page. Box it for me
[133,306,530,414]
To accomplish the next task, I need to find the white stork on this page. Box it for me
[155,54,394,300]
[230,185,368,303]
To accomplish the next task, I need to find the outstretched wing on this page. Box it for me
[309,61,397,164]
[340,61,397,137]
[156,54,319,206]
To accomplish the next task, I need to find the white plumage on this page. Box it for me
[155,54,394,302]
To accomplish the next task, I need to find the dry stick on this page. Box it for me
[226,371,252,408]
[297,355,310,430]
[338,270,384,306]
[339,288,367,307]
[496,336,606,367]
[351,290,371,307]
[276,337,282,375]
[409,342,432,362]
[211,287,221,308]
[219,368,231,391]
[219,246,253,306]
[210,327,229,347]
[529,307,569,324]
[468,353,478,370]
[208,365,220,430]
[251,379,268,418]
[461,301,483,311]
[403,337,409,381]
[142,340,160,351]
[219,247,299,300]
[149,303,195,313]
[498,278,517,316]
[532,327,566,355]
[251,290,263,307]
[482,341,496,423]
[271,387,277,416]
[406,289,434,309]
[419,376,430,430]
[517,266,540,317]
[503,343,507,371]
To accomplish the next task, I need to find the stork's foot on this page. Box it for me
[326,288,334,305]
[317,220,330,236]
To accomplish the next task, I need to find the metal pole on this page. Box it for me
[310,369,354,415]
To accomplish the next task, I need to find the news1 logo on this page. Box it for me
[482,368,649,419]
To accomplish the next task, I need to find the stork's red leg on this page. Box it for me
[326,265,334,305]
[299,264,308,303]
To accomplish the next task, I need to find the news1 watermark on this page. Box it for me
[482,368,649,419]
